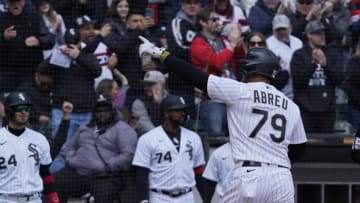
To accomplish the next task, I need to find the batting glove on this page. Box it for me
[138,35,166,58]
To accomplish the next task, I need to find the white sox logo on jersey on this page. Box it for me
[185,141,193,160]
[28,143,40,165]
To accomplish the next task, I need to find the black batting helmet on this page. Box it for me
[160,95,188,113]
[4,92,32,118]
[241,48,280,80]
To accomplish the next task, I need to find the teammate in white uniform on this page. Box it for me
[202,142,234,202]
[132,94,205,203]
[0,92,59,203]
[138,37,308,203]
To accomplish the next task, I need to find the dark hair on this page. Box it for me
[95,79,114,100]
[126,8,145,21]
[195,8,212,31]
[109,0,128,20]
[245,32,267,48]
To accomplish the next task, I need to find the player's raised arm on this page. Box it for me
[138,36,210,93]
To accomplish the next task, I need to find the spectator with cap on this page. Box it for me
[131,70,169,135]
[54,94,138,202]
[52,0,107,29]
[74,15,118,89]
[0,0,55,93]
[34,0,66,59]
[266,14,303,99]
[38,27,101,173]
[16,60,55,140]
[291,20,343,133]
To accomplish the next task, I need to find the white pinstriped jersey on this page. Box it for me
[0,127,52,194]
[202,143,234,196]
[207,75,307,168]
[132,126,205,190]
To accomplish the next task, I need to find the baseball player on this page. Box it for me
[132,94,205,203]
[202,142,234,203]
[0,92,59,203]
[138,36,308,203]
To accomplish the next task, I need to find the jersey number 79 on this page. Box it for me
[249,108,287,143]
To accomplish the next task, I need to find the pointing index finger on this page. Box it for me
[138,35,150,43]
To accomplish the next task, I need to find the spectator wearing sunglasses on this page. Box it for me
[190,8,242,139]
[245,31,267,49]
[208,0,249,34]
[266,14,303,99]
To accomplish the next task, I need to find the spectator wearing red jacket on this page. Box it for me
[190,8,242,138]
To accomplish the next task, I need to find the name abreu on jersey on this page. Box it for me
[253,89,288,110]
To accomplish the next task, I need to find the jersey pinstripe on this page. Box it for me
[0,127,52,194]
[132,126,205,190]
[207,75,307,168]
[202,143,234,197]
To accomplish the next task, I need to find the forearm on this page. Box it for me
[40,164,59,203]
[135,166,150,202]
[51,119,69,159]
[161,53,209,93]
[202,178,217,203]
[288,143,306,163]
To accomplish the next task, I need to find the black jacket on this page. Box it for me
[0,11,54,91]
[346,56,360,110]
[291,45,343,112]
[41,51,101,113]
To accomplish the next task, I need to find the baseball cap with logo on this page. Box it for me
[160,94,188,112]
[142,71,165,84]
[305,20,325,33]
[75,15,94,28]
[272,14,290,30]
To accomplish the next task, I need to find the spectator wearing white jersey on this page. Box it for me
[138,36,307,203]
[266,14,303,99]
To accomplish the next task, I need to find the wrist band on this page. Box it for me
[160,51,170,63]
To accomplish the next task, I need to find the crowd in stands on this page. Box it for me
[0,0,360,201]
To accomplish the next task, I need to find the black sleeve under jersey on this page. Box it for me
[135,166,150,202]
[288,143,306,163]
[163,54,209,93]
[202,178,217,203]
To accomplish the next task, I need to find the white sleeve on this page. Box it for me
[202,152,219,182]
[193,135,205,168]
[207,75,247,105]
[289,115,307,144]
[40,137,52,165]
[132,136,152,168]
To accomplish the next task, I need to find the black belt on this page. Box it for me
[0,192,41,202]
[151,188,192,197]
[242,161,287,168]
